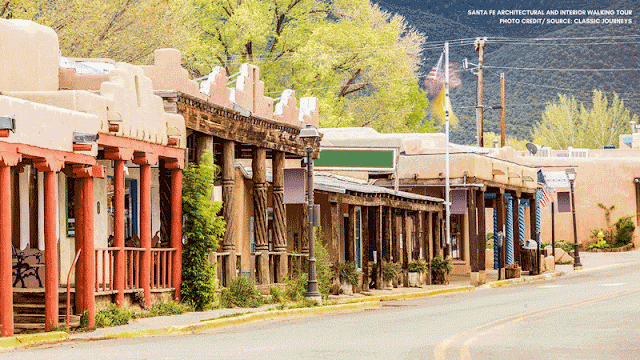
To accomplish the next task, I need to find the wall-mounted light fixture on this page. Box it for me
[73,132,99,151]
[0,115,16,137]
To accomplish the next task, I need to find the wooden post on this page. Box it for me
[74,177,84,313]
[529,193,538,274]
[376,206,383,288]
[468,189,479,273]
[330,202,340,265]
[0,155,18,337]
[427,211,433,261]
[347,205,355,262]
[170,168,182,299]
[252,147,269,284]
[272,151,287,282]
[500,73,506,147]
[39,164,62,332]
[418,211,425,260]
[134,152,156,308]
[513,196,521,267]
[222,140,236,285]
[82,176,96,327]
[361,207,369,291]
[113,160,125,306]
[475,38,487,147]
[496,192,505,271]
[477,190,486,271]
[385,207,392,262]
[401,209,408,286]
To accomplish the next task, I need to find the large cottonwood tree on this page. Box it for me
[1,0,193,63]
[188,0,432,132]
[532,90,638,149]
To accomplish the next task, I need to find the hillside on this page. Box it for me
[374,0,640,145]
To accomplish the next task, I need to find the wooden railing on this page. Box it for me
[95,247,176,293]
[124,247,144,290]
[95,247,118,292]
[150,248,176,289]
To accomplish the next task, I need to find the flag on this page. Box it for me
[540,187,553,207]
[424,52,462,99]
[430,86,458,127]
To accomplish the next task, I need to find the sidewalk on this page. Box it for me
[6,250,639,349]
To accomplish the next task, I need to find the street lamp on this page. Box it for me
[565,167,582,270]
[298,124,322,303]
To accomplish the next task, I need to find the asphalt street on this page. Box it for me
[4,254,640,360]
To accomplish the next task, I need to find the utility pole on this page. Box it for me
[475,37,487,147]
[500,73,505,147]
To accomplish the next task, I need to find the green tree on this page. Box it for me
[181,151,225,310]
[1,0,193,63]
[188,0,432,133]
[532,90,638,149]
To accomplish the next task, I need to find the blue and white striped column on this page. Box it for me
[519,202,526,244]
[493,202,499,269]
[505,194,514,266]
[535,189,542,248]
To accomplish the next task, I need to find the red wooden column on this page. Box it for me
[104,148,133,307]
[166,159,183,301]
[0,152,20,337]
[73,164,105,329]
[74,176,84,312]
[35,159,64,332]
[134,153,157,308]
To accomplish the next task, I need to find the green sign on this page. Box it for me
[315,148,395,170]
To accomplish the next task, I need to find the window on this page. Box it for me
[451,214,464,260]
[105,177,138,241]
[557,192,571,213]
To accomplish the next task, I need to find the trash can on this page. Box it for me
[522,240,538,273]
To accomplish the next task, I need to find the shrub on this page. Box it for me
[430,256,452,274]
[614,216,635,245]
[269,286,286,304]
[144,301,192,317]
[587,239,611,250]
[181,151,225,310]
[220,276,263,308]
[381,262,400,282]
[95,304,134,328]
[337,262,359,288]
[408,259,428,273]
[313,227,332,300]
[285,273,308,303]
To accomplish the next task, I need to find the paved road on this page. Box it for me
[4,254,640,359]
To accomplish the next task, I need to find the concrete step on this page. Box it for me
[13,290,73,304]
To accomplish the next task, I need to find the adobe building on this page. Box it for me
[320,128,542,285]
[0,19,186,335]
[521,144,640,250]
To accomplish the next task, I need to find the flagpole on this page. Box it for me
[445,42,451,256]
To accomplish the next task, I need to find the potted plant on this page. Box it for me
[504,263,521,279]
[430,256,452,285]
[408,259,428,287]
[381,262,400,289]
[337,262,359,295]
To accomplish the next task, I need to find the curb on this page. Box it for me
[481,271,567,289]
[102,300,380,339]
[0,331,69,349]
[344,285,475,303]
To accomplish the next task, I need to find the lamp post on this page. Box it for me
[298,124,322,303]
[565,168,582,270]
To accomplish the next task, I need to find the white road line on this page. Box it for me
[537,285,565,288]
[601,283,626,287]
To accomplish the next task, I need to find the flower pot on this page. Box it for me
[340,281,354,295]
[431,269,450,285]
[408,272,420,287]
[505,266,521,279]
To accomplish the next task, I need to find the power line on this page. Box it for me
[484,65,640,72]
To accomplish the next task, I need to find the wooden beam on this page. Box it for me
[326,192,441,212]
